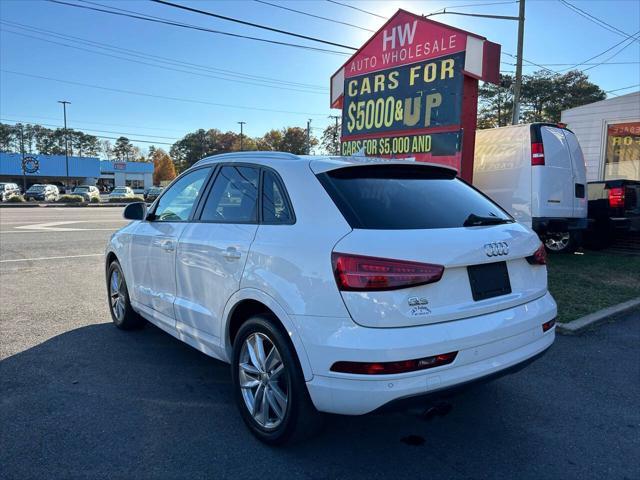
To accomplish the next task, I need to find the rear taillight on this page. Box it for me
[608,187,625,209]
[526,244,547,265]
[531,142,545,165]
[330,352,458,375]
[332,253,444,291]
[542,318,556,332]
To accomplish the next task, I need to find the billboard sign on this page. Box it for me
[331,9,501,180]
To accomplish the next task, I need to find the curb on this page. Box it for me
[556,297,640,335]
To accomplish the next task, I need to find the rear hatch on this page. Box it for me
[315,162,547,328]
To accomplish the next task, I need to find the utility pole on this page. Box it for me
[329,115,341,155]
[58,100,71,190]
[306,119,312,155]
[511,0,526,125]
[237,121,246,151]
[19,124,26,192]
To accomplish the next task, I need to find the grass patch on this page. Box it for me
[547,250,640,323]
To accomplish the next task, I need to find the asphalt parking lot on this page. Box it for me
[1,207,639,480]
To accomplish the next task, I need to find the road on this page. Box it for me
[1,207,639,479]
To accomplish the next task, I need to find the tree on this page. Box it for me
[278,127,316,154]
[151,148,177,185]
[112,136,134,160]
[100,140,113,160]
[256,129,283,151]
[320,120,341,155]
[478,74,514,129]
[478,70,606,127]
[0,123,15,152]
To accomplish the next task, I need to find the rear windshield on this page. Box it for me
[317,165,512,230]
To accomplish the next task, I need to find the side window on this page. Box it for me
[262,171,292,224]
[200,166,259,223]
[153,167,210,222]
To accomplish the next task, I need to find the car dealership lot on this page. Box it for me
[1,207,639,479]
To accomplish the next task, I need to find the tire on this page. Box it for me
[107,260,145,330]
[543,231,578,254]
[231,316,323,445]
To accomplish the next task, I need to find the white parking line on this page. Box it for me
[0,253,103,263]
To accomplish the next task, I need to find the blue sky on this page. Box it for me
[1,0,639,152]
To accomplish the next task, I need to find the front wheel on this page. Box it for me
[231,316,322,445]
[107,261,144,329]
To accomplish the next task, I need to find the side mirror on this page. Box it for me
[123,202,147,221]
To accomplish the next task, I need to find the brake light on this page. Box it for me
[526,244,547,265]
[608,187,625,209]
[332,253,444,291]
[542,318,556,332]
[531,142,545,165]
[330,352,458,375]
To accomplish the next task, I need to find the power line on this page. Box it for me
[0,112,183,133]
[605,83,640,93]
[1,119,175,145]
[1,69,331,116]
[0,19,327,91]
[325,0,386,20]
[45,0,350,56]
[0,27,327,95]
[561,30,640,71]
[253,0,374,33]
[581,35,640,72]
[559,0,638,42]
[149,0,357,50]
[0,118,179,140]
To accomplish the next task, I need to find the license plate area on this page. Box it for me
[467,261,512,301]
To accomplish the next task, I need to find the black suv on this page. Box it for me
[585,180,640,248]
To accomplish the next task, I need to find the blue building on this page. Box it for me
[0,153,154,193]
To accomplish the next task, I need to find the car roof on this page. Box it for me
[194,152,458,175]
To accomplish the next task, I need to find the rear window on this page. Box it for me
[317,165,512,230]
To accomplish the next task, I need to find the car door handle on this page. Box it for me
[153,239,176,252]
[222,247,242,261]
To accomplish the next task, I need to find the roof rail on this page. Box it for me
[194,151,299,167]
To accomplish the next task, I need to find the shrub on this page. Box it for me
[108,196,144,203]
[57,194,85,203]
[90,196,101,203]
[6,195,25,203]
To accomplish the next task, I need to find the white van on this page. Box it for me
[474,123,587,253]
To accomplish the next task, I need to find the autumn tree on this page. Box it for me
[151,148,177,185]
[320,120,341,155]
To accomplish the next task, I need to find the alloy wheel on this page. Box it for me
[109,269,126,322]
[544,232,570,252]
[238,332,289,429]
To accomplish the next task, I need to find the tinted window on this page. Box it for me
[153,167,210,222]
[200,166,259,222]
[262,171,292,223]
[318,165,512,230]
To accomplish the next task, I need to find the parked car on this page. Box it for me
[474,123,588,253]
[72,185,100,201]
[584,179,640,248]
[144,186,163,202]
[25,184,59,202]
[0,182,21,201]
[105,152,556,444]
[109,186,135,200]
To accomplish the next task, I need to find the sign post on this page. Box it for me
[330,9,501,182]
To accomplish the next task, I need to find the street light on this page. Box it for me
[58,100,71,189]
[237,121,246,151]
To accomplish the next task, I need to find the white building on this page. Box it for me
[561,91,639,182]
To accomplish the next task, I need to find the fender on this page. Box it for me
[221,288,314,382]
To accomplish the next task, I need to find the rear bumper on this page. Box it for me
[297,292,557,415]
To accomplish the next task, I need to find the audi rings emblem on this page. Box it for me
[484,242,509,257]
